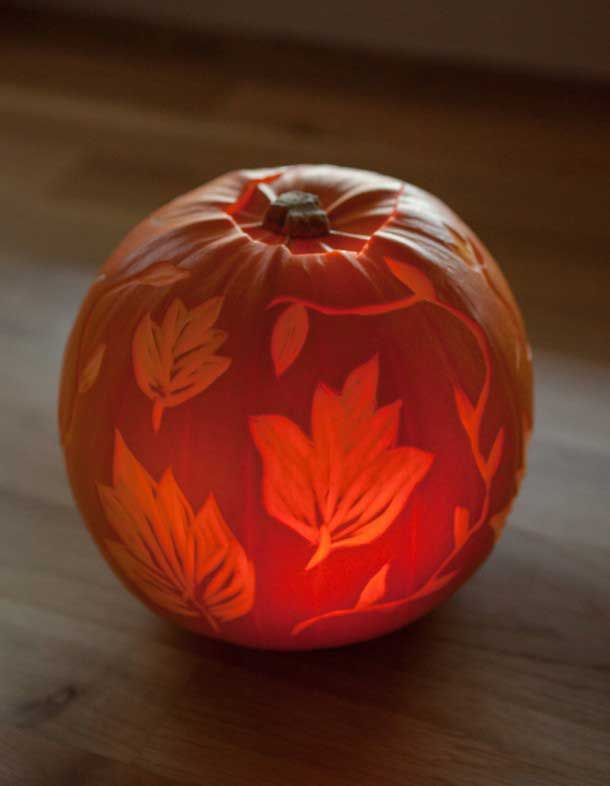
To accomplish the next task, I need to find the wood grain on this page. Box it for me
[0,8,609,785]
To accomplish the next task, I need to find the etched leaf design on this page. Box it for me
[454,385,505,486]
[271,304,309,377]
[292,563,458,637]
[489,504,512,543]
[98,430,254,629]
[78,343,106,394]
[453,506,470,549]
[250,355,434,569]
[385,257,436,301]
[132,296,231,431]
[126,261,191,287]
[248,415,318,544]
[356,563,390,609]
[61,264,192,443]
[454,386,478,438]
[485,428,505,481]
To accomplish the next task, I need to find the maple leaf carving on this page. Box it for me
[250,355,434,569]
[132,297,231,431]
[98,431,255,629]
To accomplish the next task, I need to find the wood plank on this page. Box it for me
[0,727,184,786]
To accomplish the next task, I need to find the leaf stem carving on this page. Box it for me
[292,562,457,636]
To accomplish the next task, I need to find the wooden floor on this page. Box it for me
[1,9,609,786]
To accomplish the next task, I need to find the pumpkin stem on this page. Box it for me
[263,191,330,238]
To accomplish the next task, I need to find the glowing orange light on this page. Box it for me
[59,165,532,650]
[250,355,434,569]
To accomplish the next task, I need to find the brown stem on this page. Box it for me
[263,191,330,238]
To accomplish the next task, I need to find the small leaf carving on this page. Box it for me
[453,386,478,438]
[61,264,191,443]
[132,297,231,431]
[99,430,254,628]
[78,343,106,394]
[291,564,459,637]
[355,563,390,609]
[128,261,190,287]
[489,504,512,543]
[485,428,505,480]
[271,304,309,377]
[453,506,470,549]
[385,257,436,301]
[250,355,434,568]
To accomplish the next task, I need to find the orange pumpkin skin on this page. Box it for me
[59,165,532,650]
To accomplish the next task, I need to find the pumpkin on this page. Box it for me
[59,164,532,650]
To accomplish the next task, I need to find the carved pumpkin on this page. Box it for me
[59,165,532,650]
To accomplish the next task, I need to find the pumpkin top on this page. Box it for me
[96,165,532,430]
[219,164,403,256]
[94,163,532,460]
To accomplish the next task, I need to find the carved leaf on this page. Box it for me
[132,297,231,431]
[453,506,470,549]
[250,355,434,568]
[131,261,191,287]
[385,257,436,301]
[248,415,318,543]
[61,264,192,441]
[489,504,512,543]
[485,428,505,481]
[78,343,106,394]
[271,304,309,377]
[453,386,478,438]
[355,563,390,609]
[99,430,254,628]
[292,565,459,637]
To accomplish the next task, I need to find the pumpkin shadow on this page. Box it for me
[158,612,455,785]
